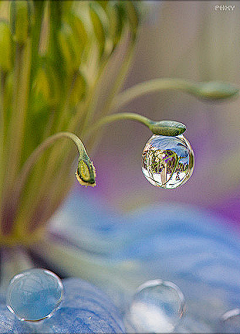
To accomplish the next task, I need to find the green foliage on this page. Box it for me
[0,0,237,246]
[0,0,142,244]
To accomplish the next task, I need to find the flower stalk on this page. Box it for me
[87,113,186,137]
[0,0,238,248]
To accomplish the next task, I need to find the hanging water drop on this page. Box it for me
[6,268,63,322]
[142,134,194,189]
[126,279,186,333]
[220,308,240,333]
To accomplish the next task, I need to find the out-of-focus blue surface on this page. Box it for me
[37,278,125,333]
[48,191,240,332]
[0,303,32,333]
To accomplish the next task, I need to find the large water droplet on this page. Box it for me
[142,135,194,189]
[6,268,63,322]
[220,309,240,333]
[126,279,185,333]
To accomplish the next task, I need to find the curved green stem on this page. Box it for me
[16,132,96,196]
[87,112,186,137]
[112,78,239,112]
[112,78,198,111]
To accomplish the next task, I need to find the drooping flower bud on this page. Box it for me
[76,158,96,187]
[196,81,239,100]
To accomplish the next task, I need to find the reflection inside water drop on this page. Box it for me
[6,268,63,322]
[125,279,186,333]
[142,135,194,189]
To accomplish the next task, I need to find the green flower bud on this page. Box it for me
[75,158,96,187]
[149,120,186,136]
[196,81,239,100]
[10,0,34,44]
[0,20,13,72]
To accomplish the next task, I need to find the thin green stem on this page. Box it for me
[16,132,89,195]
[112,78,199,112]
[86,112,186,138]
[87,112,149,136]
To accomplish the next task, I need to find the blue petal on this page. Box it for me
[0,304,32,333]
[35,278,125,333]
[49,192,240,332]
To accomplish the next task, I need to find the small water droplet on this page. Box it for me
[6,268,63,322]
[142,135,194,189]
[220,308,240,333]
[126,279,186,333]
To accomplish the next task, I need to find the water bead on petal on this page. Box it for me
[142,134,194,189]
[6,268,63,322]
[219,309,240,333]
[126,279,186,333]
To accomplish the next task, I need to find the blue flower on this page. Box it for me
[1,277,125,334]
[3,190,240,333]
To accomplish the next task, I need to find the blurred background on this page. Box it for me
[86,1,240,228]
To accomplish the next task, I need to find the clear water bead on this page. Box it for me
[127,279,186,333]
[142,135,194,189]
[220,309,240,333]
[6,268,63,322]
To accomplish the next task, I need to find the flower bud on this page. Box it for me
[10,0,34,44]
[0,21,13,72]
[75,158,96,187]
[149,120,186,136]
[196,81,239,100]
